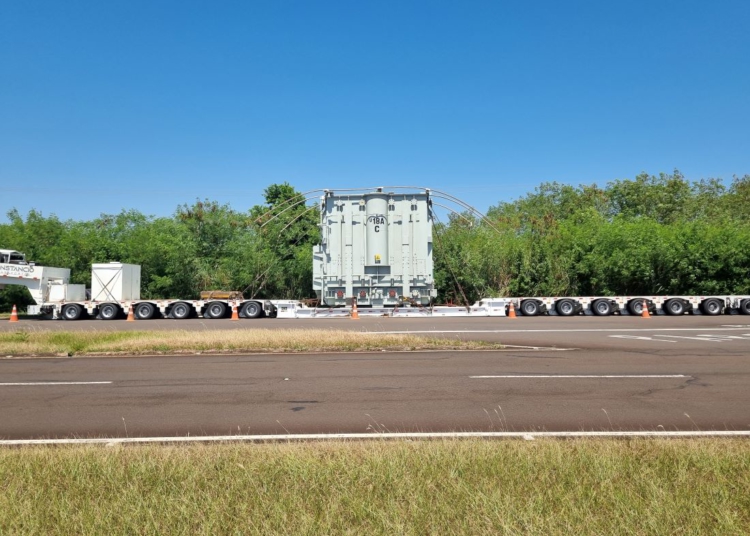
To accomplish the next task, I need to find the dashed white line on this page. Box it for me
[469,375,688,379]
[0,382,112,386]
[610,335,676,342]
[657,335,731,342]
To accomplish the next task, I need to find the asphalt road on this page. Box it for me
[1,314,749,439]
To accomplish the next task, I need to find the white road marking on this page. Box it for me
[469,375,688,379]
[0,381,112,386]
[496,344,572,350]
[609,333,750,343]
[376,327,750,334]
[610,335,676,342]
[656,335,730,342]
[1,430,749,446]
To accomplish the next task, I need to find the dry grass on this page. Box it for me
[0,328,501,357]
[1,438,748,534]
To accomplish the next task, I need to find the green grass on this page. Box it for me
[0,312,32,320]
[1,439,748,534]
[0,328,501,357]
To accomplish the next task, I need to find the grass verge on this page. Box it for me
[0,312,32,320]
[0,328,501,357]
[1,439,748,534]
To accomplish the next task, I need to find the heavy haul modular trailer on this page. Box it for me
[260,295,750,319]
[1,255,274,321]
[50,297,275,321]
[4,254,750,320]
[504,295,750,317]
[5,258,750,320]
[23,294,750,321]
[0,228,750,320]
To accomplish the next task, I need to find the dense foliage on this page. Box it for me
[436,171,750,303]
[2,172,749,311]
[0,183,318,312]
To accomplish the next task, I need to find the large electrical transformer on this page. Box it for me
[312,188,437,307]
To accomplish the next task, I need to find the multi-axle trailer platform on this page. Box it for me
[3,254,750,321]
[271,295,750,319]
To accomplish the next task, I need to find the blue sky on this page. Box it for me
[2,0,749,222]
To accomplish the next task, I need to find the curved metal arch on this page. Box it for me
[253,184,502,235]
[258,194,322,229]
[429,201,477,227]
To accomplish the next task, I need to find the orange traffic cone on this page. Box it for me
[126,307,135,322]
[351,298,360,320]
[231,302,239,321]
[9,304,19,323]
[508,301,516,318]
[641,299,650,319]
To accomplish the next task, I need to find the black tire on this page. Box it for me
[627,299,646,316]
[740,299,750,315]
[170,302,192,320]
[664,298,686,316]
[135,302,156,320]
[240,301,263,319]
[204,301,227,319]
[99,303,119,320]
[61,304,82,321]
[520,300,540,316]
[700,298,723,316]
[555,299,577,316]
[592,299,612,316]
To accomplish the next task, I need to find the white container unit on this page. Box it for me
[48,283,86,302]
[91,263,141,302]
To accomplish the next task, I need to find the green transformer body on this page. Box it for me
[312,188,437,307]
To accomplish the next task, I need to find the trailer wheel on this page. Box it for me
[627,299,650,316]
[62,304,83,321]
[664,298,686,315]
[700,298,724,316]
[99,303,120,320]
[240,301,263,319]
[520,299,541,316]
[555,299,577,316]
[135,302,156,320]
[204,301,227,319]
[740,299,750,315]
[170,302,192,320]
[592,299,612,316]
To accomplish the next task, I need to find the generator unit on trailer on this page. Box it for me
[312,188,437,307]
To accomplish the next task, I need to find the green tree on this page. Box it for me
[248,183,319,299]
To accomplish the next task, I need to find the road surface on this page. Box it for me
[1,315,749,440]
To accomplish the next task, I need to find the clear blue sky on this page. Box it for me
[2,0,749,222]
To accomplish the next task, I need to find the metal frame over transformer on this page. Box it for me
[312,188,437,307]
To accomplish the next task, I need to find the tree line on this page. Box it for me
[436,171,750,303]
[2,172,749,312]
